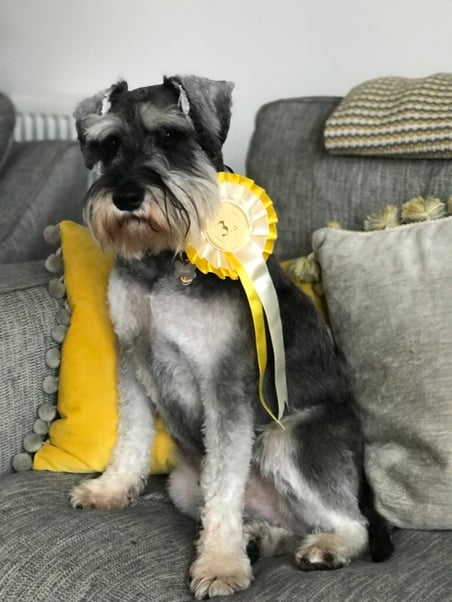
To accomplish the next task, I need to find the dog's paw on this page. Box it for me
[189,552,253,599]
[69,476,142,510]
[294,533,350,571]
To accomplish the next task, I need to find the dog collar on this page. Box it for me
[186,172,287,425]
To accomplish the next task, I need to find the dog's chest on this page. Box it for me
[109,265,243,381]
[149,281,238,370]
[109,262,259,451]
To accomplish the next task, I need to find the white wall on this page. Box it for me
[1,0,452,172]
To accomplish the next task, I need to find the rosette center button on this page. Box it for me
[206,202,250,251]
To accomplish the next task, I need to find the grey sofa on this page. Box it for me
[0,93,450,601]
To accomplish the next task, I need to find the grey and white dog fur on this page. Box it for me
[69,75,393,599]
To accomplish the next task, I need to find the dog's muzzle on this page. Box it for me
[112,184,145,212]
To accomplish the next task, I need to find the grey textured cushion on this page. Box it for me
[0,93,15,171]
[0,471,451,601]
[246,97,452,259]
[312,218,452,529]
[0,141,87,263]
[0,261,59,474]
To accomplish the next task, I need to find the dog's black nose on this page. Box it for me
[112,186,145,212]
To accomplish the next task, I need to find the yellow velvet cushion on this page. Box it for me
[33,221,176,474]
[280,259,329,323]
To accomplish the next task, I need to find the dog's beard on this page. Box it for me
[85,162,219,258]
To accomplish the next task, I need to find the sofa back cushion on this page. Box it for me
[246,96,452,259]
[0,140,87,263]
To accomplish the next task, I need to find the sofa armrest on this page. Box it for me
[0,261,60,474]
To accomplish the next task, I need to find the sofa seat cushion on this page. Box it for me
[0,472,196,602]
[0,471,450,601]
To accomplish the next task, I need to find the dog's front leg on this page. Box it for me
[190,394,254,599]
[69,344,155,510]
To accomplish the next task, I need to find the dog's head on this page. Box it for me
[75,75,234,257]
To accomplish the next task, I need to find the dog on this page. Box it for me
[69,75,393,599]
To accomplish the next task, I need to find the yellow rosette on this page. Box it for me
[186,172,287,425]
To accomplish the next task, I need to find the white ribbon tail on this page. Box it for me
[236,241,288,419]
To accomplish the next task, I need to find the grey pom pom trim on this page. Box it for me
[43,224,61,245]
[55,308,70,326]
[38,402,57,422]
[42,375,59,395]
[51,324,67,343]
[12,452,33,472]
[45,250,64,274]
[12,222,70,473]
[33,418,49,436]
[45,347,61,369]
[48,277,66,299]
[23,432,44,453]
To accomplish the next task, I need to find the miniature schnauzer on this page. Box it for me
[69,75,393,599]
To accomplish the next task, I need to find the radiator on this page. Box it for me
[14,112,77,142]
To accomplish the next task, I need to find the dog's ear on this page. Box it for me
[164,75,234,169]
[74,81,128,168]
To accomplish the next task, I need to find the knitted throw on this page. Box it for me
[324,73,452,158]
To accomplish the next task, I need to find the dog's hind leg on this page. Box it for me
[243,520,297,561]
[69,345,155,510]
[294,525,368,570]
[168,457,204,521]
[254,410,369,570]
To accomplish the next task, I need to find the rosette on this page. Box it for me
[186,172,287,424]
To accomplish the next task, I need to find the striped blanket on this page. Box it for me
[324,73,452,158]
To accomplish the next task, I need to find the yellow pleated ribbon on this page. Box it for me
[186,172,287,424]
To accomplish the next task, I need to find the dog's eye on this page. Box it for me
[103,135,121,159]
[155,128,183,146]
